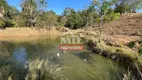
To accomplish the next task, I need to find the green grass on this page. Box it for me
[83,31,138,58]
[0,58,67,80]
[25,58,66,80]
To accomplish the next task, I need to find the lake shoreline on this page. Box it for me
[80,31,142,79]
[1,28,142,75]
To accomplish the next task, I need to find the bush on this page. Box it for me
[104,11,120,22]
[0,20,5,28]
[128,41,136,48]
[138,41,142,45]
[65,14,83,29]
[4,20,16,27]
[138,47,142,54]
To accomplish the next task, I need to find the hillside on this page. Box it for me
[102,13,142,36]
[95,13,142,44]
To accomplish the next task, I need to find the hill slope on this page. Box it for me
[102,13,142,36]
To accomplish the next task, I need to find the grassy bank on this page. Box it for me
[1,27,142,78]
[77,31,142,78]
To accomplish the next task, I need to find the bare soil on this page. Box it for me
[102,13,142,35]
[100,13,142,44]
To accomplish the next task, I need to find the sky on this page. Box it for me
[6,0,92,15]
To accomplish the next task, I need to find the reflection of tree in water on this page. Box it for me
[0,41,14,58]
[0,36,60,59]
[12,47,27,65]
[0,42,27,80]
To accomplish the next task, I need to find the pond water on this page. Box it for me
[0,36,129,80]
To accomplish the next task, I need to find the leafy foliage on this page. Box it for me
[21,0,47,27]
[114,3,131,13]
[138,47,142,54]
[37,11,59,27]
[63,6,98,29]
[104,10,120,22]
[0,20,5,28]
[0,0,19,19]
[138,41,142,45]
[4,20,16,27]
[128,41,136,48]
[0,0,142,29]
[65,8,83,29]
[114,0,142,13]
[0,0,10,14]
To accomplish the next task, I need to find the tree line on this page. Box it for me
[0,0,142,29]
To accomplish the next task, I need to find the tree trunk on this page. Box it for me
[100,15,104,36]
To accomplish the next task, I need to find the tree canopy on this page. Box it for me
[0,0,142,29]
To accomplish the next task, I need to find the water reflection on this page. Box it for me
[74,51,93,63]
[0,36,134,80]
[13,47,27,64]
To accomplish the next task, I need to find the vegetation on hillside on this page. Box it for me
[0,0,142,79]
[0,0,142,30]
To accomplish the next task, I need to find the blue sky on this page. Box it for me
[6,0,92,15]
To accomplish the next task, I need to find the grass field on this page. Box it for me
[0,27,60,37]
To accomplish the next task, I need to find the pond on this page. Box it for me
[0,36,131,80]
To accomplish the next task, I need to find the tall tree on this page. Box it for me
[0,0,11,18]
[93,0,117,35]
[37,11,59,28]
[21,0,47,28]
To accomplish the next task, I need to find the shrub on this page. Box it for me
[0,20,5,29]
[138,47,142,54]
[25,58,65,80]
[104,11,120,22]
[138,41,142,46]
[4,20,16,27]
[128,41,136,48]
[132,31,139,36]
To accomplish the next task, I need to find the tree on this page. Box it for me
[128,0,142,13]
[58,16,67,26]
[93,0,118,35]
[37,11,59,28]
[85,5,98,28]
[114,0,142,13]
[63,8,83,29]
[21,0,47,28]
[0,0,10,17]
[62,6,98,29]
[114,3,131,13]
[8,6,19,19]
[0,0,18,28]
[63,7,72,16]
[0,20,5,29]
